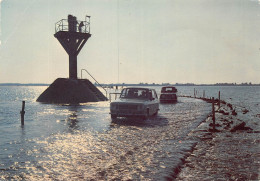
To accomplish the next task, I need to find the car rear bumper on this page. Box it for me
[160,99,177,103]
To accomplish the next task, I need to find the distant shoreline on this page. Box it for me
[98,83,260,87]
[0,83,259,87]
[0,83,50,86]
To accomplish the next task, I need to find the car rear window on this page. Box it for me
[161,87,177,93]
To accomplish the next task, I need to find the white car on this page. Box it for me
[110,87,159,120]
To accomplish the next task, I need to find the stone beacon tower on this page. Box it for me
[37,15,107,104]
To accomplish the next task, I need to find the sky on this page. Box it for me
[0,0,260,84]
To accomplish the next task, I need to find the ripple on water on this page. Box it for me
[1,98,208,180]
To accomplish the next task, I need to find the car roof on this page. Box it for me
[161,86,176,88]
[123,87,154,91]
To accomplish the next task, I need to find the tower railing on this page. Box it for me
[81,69,107,98]
[55,16,90,33]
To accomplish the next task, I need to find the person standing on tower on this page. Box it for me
[78,22,84,32]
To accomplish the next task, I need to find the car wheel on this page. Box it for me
[111,114,117,119]
[142,109,149,120]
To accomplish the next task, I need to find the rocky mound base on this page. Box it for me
[37,78,107,104]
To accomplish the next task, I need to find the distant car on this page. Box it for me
[110,87,159,120]
[160,86,177,103]
[161,86,177,93]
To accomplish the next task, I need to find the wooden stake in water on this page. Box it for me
[212,97,215,131]
[218,91,221,109]
[20,101,25,125]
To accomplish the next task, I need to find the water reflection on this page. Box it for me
[66,106,80,130]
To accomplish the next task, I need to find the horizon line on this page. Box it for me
[0,82,259,86]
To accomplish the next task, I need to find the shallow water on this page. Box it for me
[0,85,259,180]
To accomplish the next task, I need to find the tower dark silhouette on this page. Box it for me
[54,15,91,79]
[37,15,107,104]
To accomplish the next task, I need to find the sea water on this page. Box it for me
[0,85,259,180]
